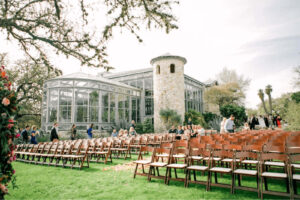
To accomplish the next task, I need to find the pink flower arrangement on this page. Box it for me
[7,123,14,129]
[2,97,10,106]
[15,133,20,138]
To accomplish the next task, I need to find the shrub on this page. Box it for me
[159,109,182,130]
[220,104,247,127]
[184,110,207,127]
[291,91,300,103]
[286,101,300,130]
[0,66,19,198]
[142,118,154,133]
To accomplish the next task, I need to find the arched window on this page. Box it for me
[170,64,175,73]
[156,65,160,74]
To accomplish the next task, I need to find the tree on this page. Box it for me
[204,82,245,108]
[205,68,251,109]
[184,110,206,127]
[294,66,300,89]
[265,85,273,115]
[0,0,178,69]
[216,67,251,90]
[291,91,300,103]
[0,66,19,199]
[220,104,247,127]
[159,109,181,130]
[258,89,269,115]
[3,56,61,127]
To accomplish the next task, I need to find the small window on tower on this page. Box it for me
[170,64,175,73]
[156,65,160,74]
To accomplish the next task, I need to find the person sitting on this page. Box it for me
[168,125,177,134]
[30,125,39,144]
[111,128,118,137]
[177,125,184,135]
[124,129,129,137]
[197,125,205,136]
[242,123,250,131]
[118,129,124,137]
[129,127,136,136]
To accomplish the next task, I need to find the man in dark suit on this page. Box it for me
[248,115,258,130]
[21,125,30,144]
[264,115,269,128]
[168,125,178,134]
[50,122,59,141]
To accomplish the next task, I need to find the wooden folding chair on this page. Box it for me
[207,145,235,193]
[93,142,112,164]
[165,141,189,186]
[148,147,171,182]
[185,141,210,189]
[260,151,289,199]
[287,147,300,199]
[133,146,154,178]
[233,150,260,197]
[36,143,52,165]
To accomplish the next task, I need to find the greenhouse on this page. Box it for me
[41,73,141,132]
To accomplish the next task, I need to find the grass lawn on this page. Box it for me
[6,157,288,200]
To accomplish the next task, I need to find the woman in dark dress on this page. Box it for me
[30,126,38,144]
[71,124,77,140]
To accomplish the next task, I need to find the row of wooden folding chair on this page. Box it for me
[15,141,90,169]
[133,135,300,200]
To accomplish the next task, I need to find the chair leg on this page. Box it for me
[193,170,197,181]
[207,171,211,191]
[231,173,234,194]
[232,173,236,194]
[165,168,169,184]
[148,167,152,181]
[256,175,260,198]
[286,178,290,193]
[185,170,189,188]
[238,174,241,186]
[214,172,218,183]
[156,167,160,177]
[174,168,178,179]
[264,177,268,191]
[133,164,138,178]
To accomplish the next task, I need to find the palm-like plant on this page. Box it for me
[159,109,182,130]
[258,89,269,115]
[265,85,273,115]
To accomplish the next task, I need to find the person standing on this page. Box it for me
[264,115,269,128]
[21,125,30,144]
[258,115,266,129]
[30,126,39,144]
[50,122,59,142]
[130,120,136,130]
[276,116,282,129]
[225,115,235,133]
[87,123,94,139]
[187,118,193,127]
[220,117,227,133]
[248,115,258,130]
[70,124,77,140]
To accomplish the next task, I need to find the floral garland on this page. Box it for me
[0,66,19,198]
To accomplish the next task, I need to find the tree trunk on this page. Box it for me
[268,94,272,115]
[261,98,269,115]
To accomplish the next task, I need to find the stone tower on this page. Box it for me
[150,53,187,132]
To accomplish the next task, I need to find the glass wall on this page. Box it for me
[42,78,141,131]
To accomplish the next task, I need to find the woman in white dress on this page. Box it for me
[220,117,227,133]
[258,115,266,129]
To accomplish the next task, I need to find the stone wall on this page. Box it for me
[152,58,186,132]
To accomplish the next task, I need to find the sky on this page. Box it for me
[2,0,300,108]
